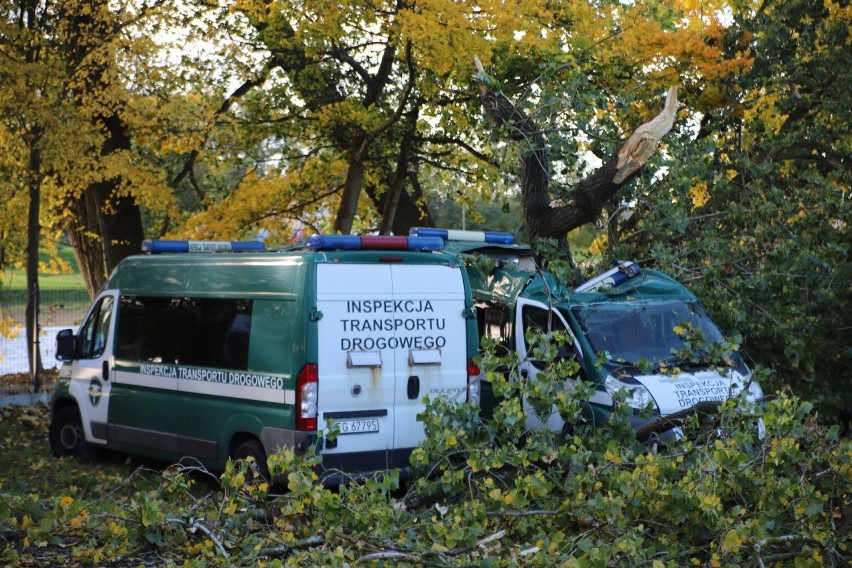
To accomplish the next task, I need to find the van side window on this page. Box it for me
[522,306,577,370]
[79,296,115,359]
[182,298,252,370]
[116,296,183,364]
[476,302,511,352]
[115,296,253,370]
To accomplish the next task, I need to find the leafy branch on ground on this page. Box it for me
[1,355,849,567]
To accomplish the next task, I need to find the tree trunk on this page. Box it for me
[62,0,144,292]
[95,113,144,272]
[334,136,368,235]
[22,4,43,383]
[66,194,107,300]
[379,110,419,234]
[25,133,44,386]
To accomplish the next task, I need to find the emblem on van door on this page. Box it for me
[351,384,362,397]
[88,378,103,407]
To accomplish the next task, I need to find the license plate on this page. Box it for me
[335,419,380,434]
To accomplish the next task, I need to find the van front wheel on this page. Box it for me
[233,439,270,481]
[49,406,89,459]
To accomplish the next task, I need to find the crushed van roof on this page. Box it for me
[446,240,697,307]
[441,240,533,257]
[566,269,699,305]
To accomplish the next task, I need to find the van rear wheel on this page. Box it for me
[233,439,270,482]
[49,406,89,459]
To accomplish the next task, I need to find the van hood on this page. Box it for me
[632,369,754,416]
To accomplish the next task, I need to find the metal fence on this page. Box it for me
[1,287,91,396]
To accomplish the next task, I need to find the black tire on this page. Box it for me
[232,439,270,481]
[49,406,90,459]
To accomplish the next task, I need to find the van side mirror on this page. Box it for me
[55,329,77,362]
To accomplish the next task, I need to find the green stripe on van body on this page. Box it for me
[108,371,180,461]
[108,366,299,468]
[52,380,71,400]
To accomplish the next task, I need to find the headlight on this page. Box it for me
[467,377,481,406]
[747,380,764,402]
[605,376,658,410]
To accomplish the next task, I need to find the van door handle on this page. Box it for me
[102,361,110,382]
[407,375,420,400]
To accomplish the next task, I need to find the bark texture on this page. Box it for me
[62,0,144,296]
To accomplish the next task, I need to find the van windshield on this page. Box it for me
[569,300,726,366]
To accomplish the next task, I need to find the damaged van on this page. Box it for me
[411,227,764,439]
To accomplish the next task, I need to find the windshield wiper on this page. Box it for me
[652,354,684,372]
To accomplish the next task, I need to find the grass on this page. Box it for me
[2,272,87,291]
[1,246,89,319]
[0,404,142,500]
[1,244,86,293]
[0,287,91,309]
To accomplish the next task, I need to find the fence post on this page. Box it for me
[32,282,40,393]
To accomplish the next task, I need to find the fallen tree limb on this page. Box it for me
[473,56,678,251]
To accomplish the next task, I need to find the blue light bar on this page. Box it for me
[574,261,642,293]
[306,235,360,250]
[306,235,444,251]
[141,239,266,254]
[409,227,514,244]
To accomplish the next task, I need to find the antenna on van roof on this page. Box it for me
[409,227,514,244]
[141,240,266,254]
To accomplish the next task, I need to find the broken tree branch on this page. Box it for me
[474,55,678,249]
[614,86,679,184]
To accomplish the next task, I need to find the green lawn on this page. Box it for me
[1,245,86,293]
[1,247,89,316]
[0,270,86,291]
[2,271,86,291]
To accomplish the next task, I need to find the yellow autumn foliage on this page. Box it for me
[164,0,762,243]
[689,181,710,209]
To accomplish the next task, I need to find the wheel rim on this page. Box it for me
[59,423,81,451]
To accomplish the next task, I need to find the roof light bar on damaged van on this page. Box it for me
[306,234,444,251]
[574,260,642,293]
[409,227,515,244]
[141,239,266,254]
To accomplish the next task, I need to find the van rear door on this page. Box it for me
[315,262,468,470]
[389,264,467,450]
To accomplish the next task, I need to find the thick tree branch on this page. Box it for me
[474,56,678,244]
[362,41,415,153]
[423,135,498,166]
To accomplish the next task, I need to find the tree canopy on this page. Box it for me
[0,0,849,422]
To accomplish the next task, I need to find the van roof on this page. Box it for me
[104,249,464,297]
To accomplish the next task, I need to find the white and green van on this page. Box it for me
[49,236,480,482]
[411,228,764,441]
